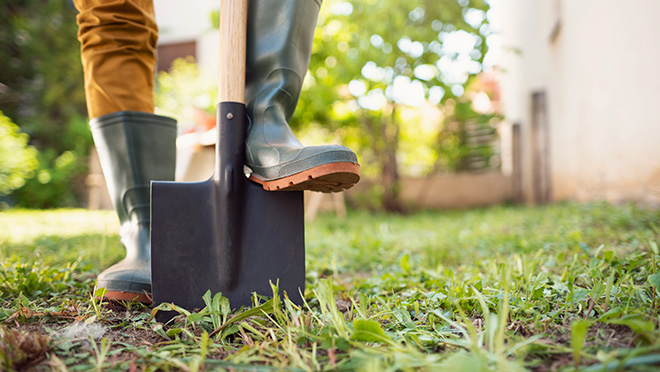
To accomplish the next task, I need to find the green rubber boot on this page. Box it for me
[245,0,360,193]
[91,111,176,303]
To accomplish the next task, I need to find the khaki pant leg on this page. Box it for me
[74,0,157,119]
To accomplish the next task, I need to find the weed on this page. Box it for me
[89,337,111,371]
[89,287,108,320]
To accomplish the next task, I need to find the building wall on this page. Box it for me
[498,0,660,205]
[398,172,513,210]
[154,0,220,79]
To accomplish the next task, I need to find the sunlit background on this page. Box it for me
[2,0,659,213]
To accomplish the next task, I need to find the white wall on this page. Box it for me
[154,0,217,44]
[498,0,660,204]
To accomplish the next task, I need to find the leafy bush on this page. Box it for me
[11,149,87,209]
[0,112,38,196]
[1,0,90,208]
[0,0,86,150]
[9,115,92,209]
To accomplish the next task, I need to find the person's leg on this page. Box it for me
[76,0,157,118]
[245,0,360,193]
[74,0,176,303]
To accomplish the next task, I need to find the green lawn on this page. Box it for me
[1,203,660,371]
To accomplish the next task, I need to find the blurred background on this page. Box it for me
[2,0,659,214]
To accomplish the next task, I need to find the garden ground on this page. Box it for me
[1,203,660,371]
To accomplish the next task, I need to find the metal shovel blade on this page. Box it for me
[151,103,304,321]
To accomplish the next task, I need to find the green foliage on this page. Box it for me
[1,0,91,208]
[8,111,92,208]
[304,0,490,107]
[0,112,38,196]
[293,0,494,210]
[570,320,592,367]
[648,273,660,292]
[351,319,391,343]
[0,0,87,149]
[0,258,80,300]
[11,145,89,209]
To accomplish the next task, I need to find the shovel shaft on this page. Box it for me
[219,0,247,103]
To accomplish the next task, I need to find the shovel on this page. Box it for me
[150,0,305,321]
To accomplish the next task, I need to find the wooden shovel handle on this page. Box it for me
[218,0,247,104]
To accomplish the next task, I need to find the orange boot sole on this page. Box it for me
[249,162,360,193]
[102,290,152,304]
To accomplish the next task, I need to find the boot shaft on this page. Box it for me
[244,0,322,169]
[245,0,322,123]
[90,111,177,226]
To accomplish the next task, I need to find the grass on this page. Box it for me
[1,202,660,371]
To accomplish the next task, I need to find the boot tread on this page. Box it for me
[100,290,152,304]
[250,162,360,193]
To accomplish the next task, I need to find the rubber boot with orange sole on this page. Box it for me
[91,111,176,303]
[245,0,360,192]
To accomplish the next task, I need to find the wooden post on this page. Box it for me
[511,123,523,203]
